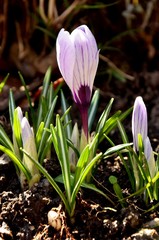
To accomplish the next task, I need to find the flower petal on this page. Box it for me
[56,28,75,90]
[132,96,148,151]
[71,25,99,103]
[144,136,156,178]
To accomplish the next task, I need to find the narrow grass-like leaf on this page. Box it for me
[38,96,58,163]
[56,115,71,202]
[81,181,114,205]
[153,154,159,200]
[18,71,35,128]
[100,107,133,143]
[103,143,132,158]
[73,145,90,187]
[9,90,16,127]
[36,122,44,149]
[21,148,71,215]
[40,134,52,161]
[61,90,72,139]
[0,145,31,180]
[48,83,54,108]
[70,152,102,215]
[96,98,114,135]
[117,120,135,190]
[50,124,59,157]
[66,138,80,159]
[0,73,9,93]
[36,66,52,130]
[55,174,115,205]
[0,125,14,151]
[88,89,100,132]
[13,109,23,149]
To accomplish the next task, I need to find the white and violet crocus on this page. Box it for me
[56,25,99,139]
[132,96,156,178]
[13,107,40,188]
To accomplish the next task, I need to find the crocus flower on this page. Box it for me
[132,96,148,151]
[132,96,155,178]
[144,136,156,178]
[56,25,99,138]
[13,107,40,188]
[20,117,40,188]
[69,123,79,172]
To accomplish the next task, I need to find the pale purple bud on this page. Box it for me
[21,117,38,161]
[144,137,156,178]
[69,123,79,172]
[16,106,23,123]
[132,96,148,151]
[20,117,40,187]
[56,24,99,106]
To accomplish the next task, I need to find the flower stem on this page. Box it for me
[79,105,89,140]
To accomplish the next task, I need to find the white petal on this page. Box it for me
[132,96,148,151]
[56,28,75,90]
[144,137,156,178]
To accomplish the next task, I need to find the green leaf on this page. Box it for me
[117,120,135,190]
[36,121,44,149]
[0,125,14,151]
[0,145,31,180]
[0,73,9,93]
[36,66,52,130]
[70,152,102,215]
[61,90,72,139]
[88,89,100,132]
[13,109,23,149]
[55,174,115,205]
[103,143,132,158]
[99,106,133,143]
[18,71,35,128]
[56,115,71,202]
[21,148,71,215]
[38,96,58,163]
[96,98,114,135]
[73,145,90,187]
[81,181,114,205]
[9,89,16,127]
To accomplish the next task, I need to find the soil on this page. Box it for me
[1,1,159,239]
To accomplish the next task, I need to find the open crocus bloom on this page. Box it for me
[56,25,99,137]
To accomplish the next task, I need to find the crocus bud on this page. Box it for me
[144,137,156,178]
[69,123,79,172]
[20,117,40,188]
[132,96,148,151]
[132,97,156,179]
[56,25,99,138]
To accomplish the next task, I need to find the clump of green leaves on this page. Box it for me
[0,67,60,189]
[118,96,159,204]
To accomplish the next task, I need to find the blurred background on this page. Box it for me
[0,0,159,135]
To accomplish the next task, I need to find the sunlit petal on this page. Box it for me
[132,96,148,151]
[56,28,75,90]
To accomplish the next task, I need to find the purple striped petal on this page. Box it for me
[144,136,156,178]
[132,96,148,151]
[56,28,75,90]
[56,25,99,106]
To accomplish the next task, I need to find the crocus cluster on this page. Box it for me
[132,96,156,178]
[13,107,40,188]
[56,25,99,139]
